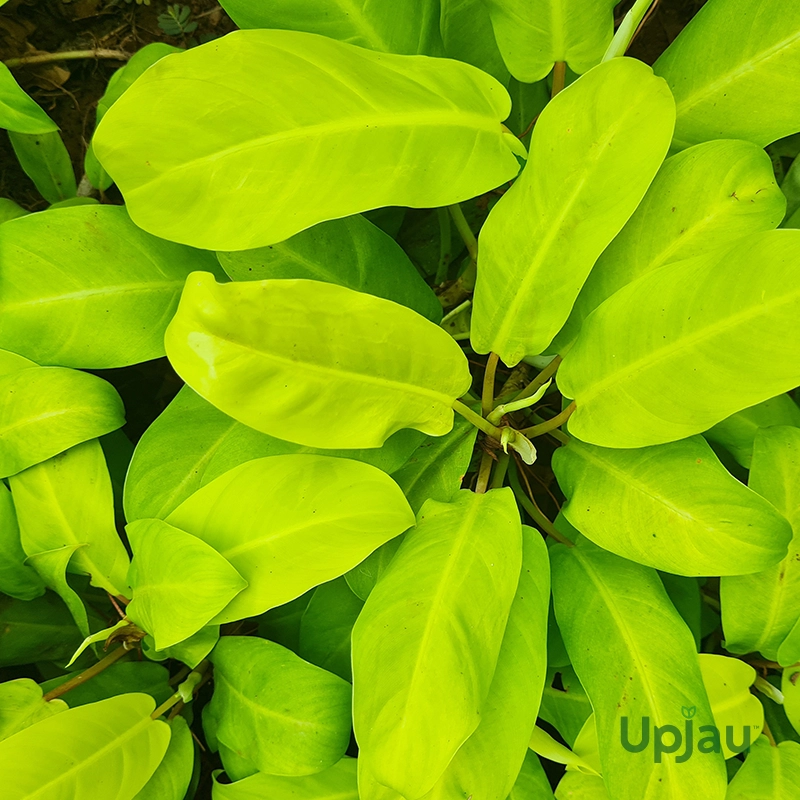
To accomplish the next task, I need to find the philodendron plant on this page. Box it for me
[1,0,800,797]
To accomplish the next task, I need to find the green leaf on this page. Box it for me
[209,636,352,776]
[352,489,522,798]
[0,63,57,134]
[126,518,247,650]
[10,440,131,597]
[528,724,599,776]
[66,620,128,668]
[556,139,786,350]
[298,578,364,682]
[508,751,555,800]
[0,366,125,478]
[555,771,611,799]
[217,0,442,55]
[0,679,66,742]
[135,716,194,800]
[505,78,549,147]
[471,57,675,365]
[654,0,800,148]
[0,205,222,368]
[0,480,45,600]
[539,667,593,748]
[0,693,170,799]
[344,539,404,601]
[726,737,800,799]
[93,29,521,250]
[721,427,800,662]
[660,574,702,648]
[143,625,219,670]
[258,593,313,653]
[0,198,27,224]
[439,0,508,83]
[422,526,550,800]
[482,0,616,82]
[124,386,421,522]
[211,757,358,799]
[558,230,800,447]
[166,455,414,623]
[8,130,76,204]
[552,435,791,576]
[165,274,471,449]
[551,537,727,800]
[217,214,441,323]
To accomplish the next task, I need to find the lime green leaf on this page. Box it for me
[722,427,800,662]
[94,29,521,251]
[472,58,674,365]
[217,0,442,55]
[660,574,702,648]
[0,693,170,799]
[209,636,352,776]
[165,274,471,449]
[126,519,247,650]
[0,63,57,134]
[357,758,403,800]
[0,205,222,368]
[0,481,44,600]
[217,215,441,323]
[423,526,550,800]
[726,737,800,799]
[135,716,194,800]
[558,230,800,447]
[509,751,555,800]
[654,0,800,148]
[212,757,358,799]
[10,440,131,597]
[439,0,508,83]
[555,771,611,799]
[529,725,599,776]
[344,539,404,601]
[557,139,785,350]
[8,130,76,204]
[551,537,727,800]
[143,625,219,670]
[166,455,413,623]
[0,198,27,224]
[352,489,522,798]
[0,366,125,478]
[66,620,128,668]
[539,667,593,748]
[298,578,364,682]
[782,669,800,739]
[553,435,791,575]
[482,0,616,82]
[0,679,66,742]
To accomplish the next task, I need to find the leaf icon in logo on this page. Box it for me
[681,705,697,719]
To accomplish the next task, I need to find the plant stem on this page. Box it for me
[42,645,129,702]
[435,208,452,284]
[448,204,478,263]
[452,400,504,440]
[151,660,212,720]
[603,0,658,61]
[482,352,499,417]
[509,460,573,546]
[490,452,510,489]
[521,402,576,437]
[551,62,567,97]
[440,299,471,327]
[475,451,494,494]
[516,355,562,401]
[5,49,130,68]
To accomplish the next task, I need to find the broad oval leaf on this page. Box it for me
[556,139,785,350]
[440,0,508,83]
[0,678,66,742]
[352,489,522,798]
[94,29,522,250]
[0,480,44,600]
[558,230,800,448]
[8,130,76,205]
[0,693,170,800]
[126,518,247,650]
[726,738,800,799]
[165,274,471,449]
[552,435,791,576]
[209,636,352,776]
[482,0,616,82]
[217,214,441,323]
[654,0,800,148]
[551,537,727,800]
[123,386,421,521]
[0,63,57,134]
[0,366,125,478]
[166,455,414,622]
[135,716,194,800]
[472,57,675,365]
[0,205,222,368]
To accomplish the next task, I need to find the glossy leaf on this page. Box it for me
[557,139,785,349]
[721,427,800,662]
[8,130,76,203]
[472,58,675,365]
[654,0,800,148]
[529,724,598,776]
[726,738,800,799]
[209,636,352,776]
[135,716,194,800]
[558,230,800,447]
[439,0,508,82]
[0,679,66,742]
[94,29,522,250]
[352,489,522,798]
[0,366,125,478]
[0,205,222,368]
[165,274,471,449]
[0,63,57,134]
[482,0,616,82]
[0,480,44,600]
[551,537,727,800]
[166,455,414,623]
[509,751,555,799]
[0,693,170,799]
[217,215,441,322]
[553,435,791,576]
[126,518,247,650]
